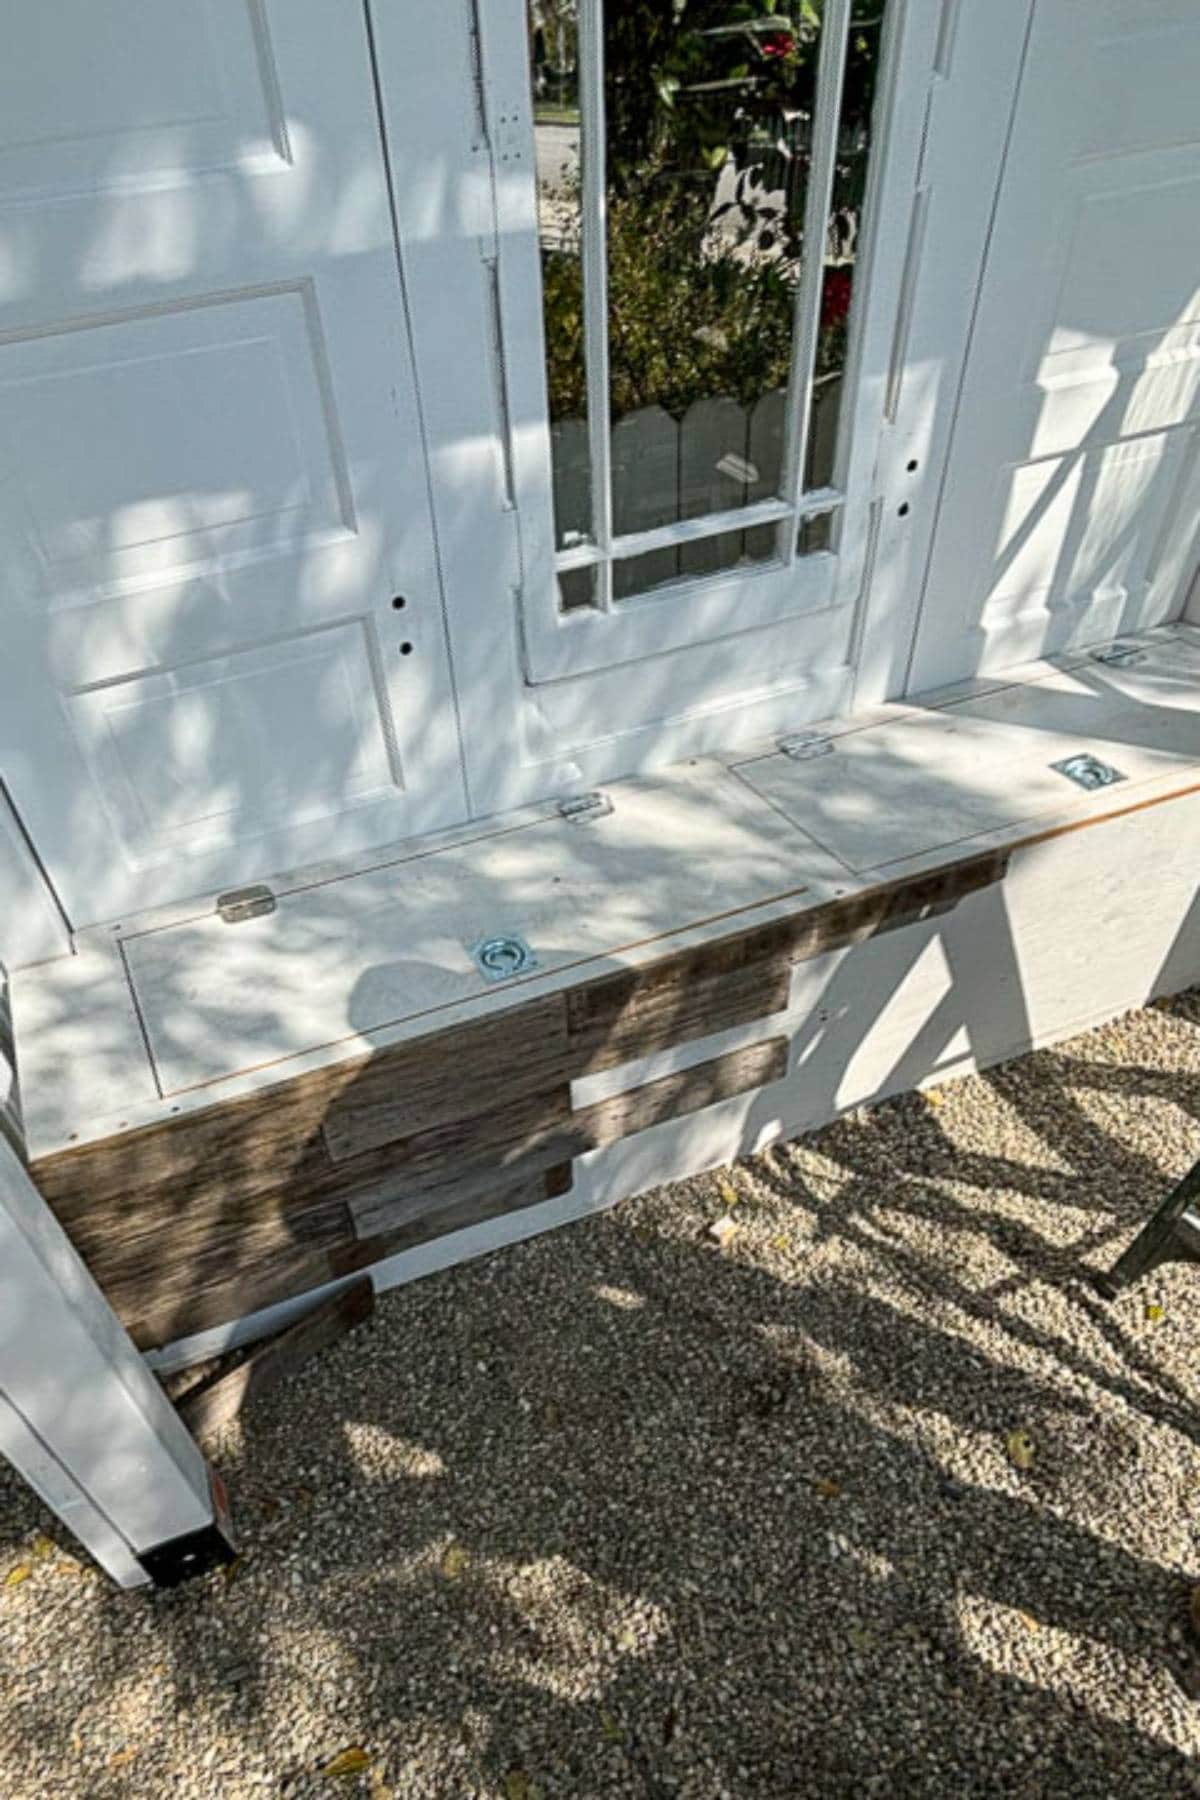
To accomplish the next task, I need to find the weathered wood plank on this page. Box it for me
[33,995,568,1224]
[347,1086,575,1239]
[322,996,568,1163]
[349,1040,786,1240]
[564,847,1009,1075]
[175,1279,375,1441]
[575,1037,788,1149]
[337,1164,573,1261]
[566,930,796,1074]
[120,1166,573,1350]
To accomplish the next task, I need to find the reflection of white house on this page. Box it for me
[1,1,1199,1583]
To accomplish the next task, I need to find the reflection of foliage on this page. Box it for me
[542,179,850,421]
[537,1,881,422]
[604,1,887,261]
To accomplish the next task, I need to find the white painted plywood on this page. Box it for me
[0,788,69,970]
[120,764,837,1093]
[735,633,1200,872]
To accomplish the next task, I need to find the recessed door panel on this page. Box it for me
[0,1,467,927]
[0,0,287,200]
[909,0,1200,691]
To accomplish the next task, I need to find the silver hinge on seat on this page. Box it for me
[557,791,614,824]
[778,731,834,762]
[1091,641,1147,668]
[216,885,276,925]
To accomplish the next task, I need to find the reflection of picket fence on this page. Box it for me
[552,376,841,596]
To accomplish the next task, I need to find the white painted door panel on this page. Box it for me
[0,1,467,927]
[909,0,1200,691]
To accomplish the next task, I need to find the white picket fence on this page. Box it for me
[552,376,842,595]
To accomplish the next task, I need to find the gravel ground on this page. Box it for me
[4,994,1200,1797]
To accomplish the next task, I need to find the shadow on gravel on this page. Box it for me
[4,1030,1200,1798]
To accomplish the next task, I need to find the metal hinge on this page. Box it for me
[557,790,614,824]
[1091,641,1147,669]
[216,884,276,925]
[778,731,834,762]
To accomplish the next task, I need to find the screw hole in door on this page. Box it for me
[907,459,919,473]
[897,502,910,517]
[391,595,406,610]
[400,642,414,656]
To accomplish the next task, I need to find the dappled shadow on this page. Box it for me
[2,8,1200,1793]
[5,1031,1200,1790]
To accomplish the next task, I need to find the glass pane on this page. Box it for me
[530,3,591,554]
[805,3,891,491]
[558,564,599,612]
[604,1,827,558]
[797,508,835,556]
[532,1,892,607]
[615,533,777,603]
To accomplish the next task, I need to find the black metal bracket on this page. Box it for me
[135,1469,237,1589]
[1097,1158,1200,1298]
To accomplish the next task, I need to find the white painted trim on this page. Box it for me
[779,0,854,561]
[851,2,1039,708]
[578,0,614,599]
[0,1137,215,1583]
[556,490,842,570]
[0,785,71,971]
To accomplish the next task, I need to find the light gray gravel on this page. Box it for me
[4,993,1200,1797]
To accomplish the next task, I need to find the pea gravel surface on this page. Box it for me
[4,994,1200,1798]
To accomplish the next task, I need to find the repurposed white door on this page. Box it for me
[0,1,467,929]
[908,0,1200,691]
[470,0,940,720]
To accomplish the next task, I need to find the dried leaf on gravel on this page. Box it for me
[106,1748,138,1771]
[815,1477,843,1499]
[321,1746,372,1777]
[28,1533,55,1561]
[440,1543,469,1580]
[504,1770,541,1800]
[4,1564,31,1588]
[1006,1429,1036,1472]
[708,1214,739,1248]
[716,1174,740,1207]
[599,1709,624,1743]
[1145,1302,1165,1323]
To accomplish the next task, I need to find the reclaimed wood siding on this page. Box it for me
[31,849,1007,1349]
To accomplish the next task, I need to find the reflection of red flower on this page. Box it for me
[761,31,795,58]
[821,267,853,329]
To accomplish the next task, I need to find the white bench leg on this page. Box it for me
[0,1136,234,1588]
